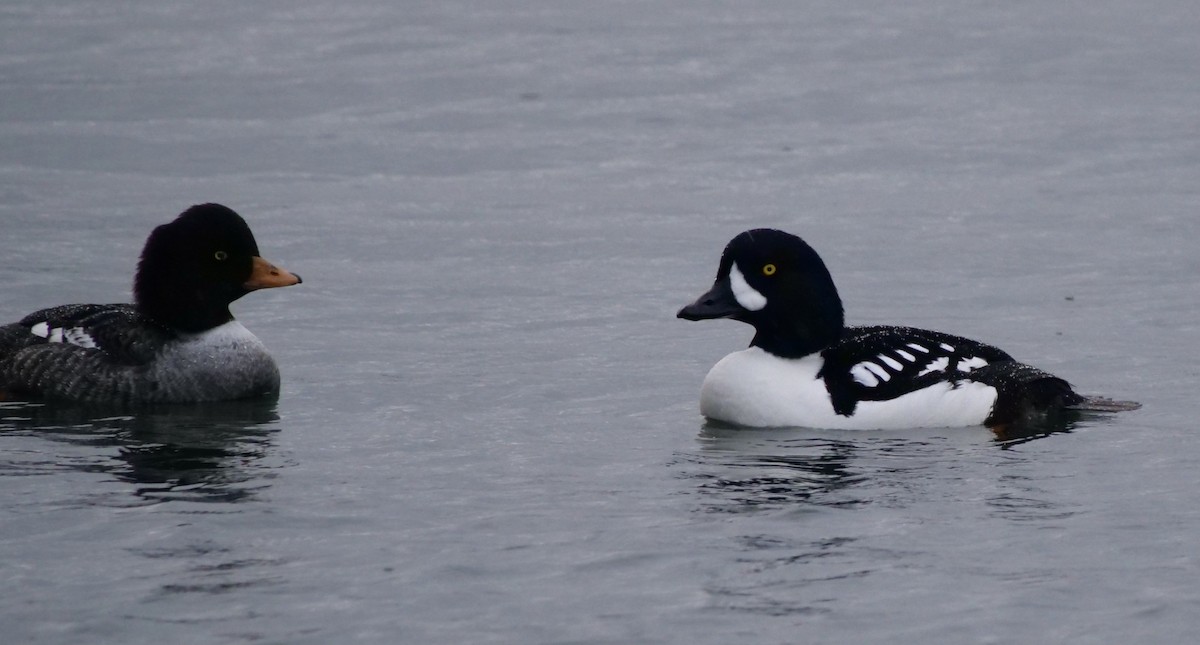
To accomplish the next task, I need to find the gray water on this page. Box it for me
[2,1,1198,643]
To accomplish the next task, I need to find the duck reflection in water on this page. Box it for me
[989,407,1083,446]
[683,422,865,512]
[0,397,281,504]
[684,412,1085,513]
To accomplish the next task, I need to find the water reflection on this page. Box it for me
[990,412,1081,447]
[0,398,282,505]
[678,423,868,513]
[677,420,1087,617]
[678,414,1085,516]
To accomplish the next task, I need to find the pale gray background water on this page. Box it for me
[1,1,1197,643]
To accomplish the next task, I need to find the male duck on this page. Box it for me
[678,228,1137,430]
[0,203,301,404]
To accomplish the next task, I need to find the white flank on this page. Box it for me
[939,342,955,351]
[48,328,64,343]
[30,322,49,338]
[698,348,996,429]
[728,263,767,311]
[917,356,950,376]
[896,349,915,362]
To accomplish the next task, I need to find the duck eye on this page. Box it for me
[214,251,229,261]
[762,263,777,276]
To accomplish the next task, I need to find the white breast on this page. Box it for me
[149,321,280,401]
[168,321,268,358]
[698,348,997,429]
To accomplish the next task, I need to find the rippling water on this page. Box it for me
[2,1,1198,643]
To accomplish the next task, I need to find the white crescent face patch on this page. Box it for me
[29,321,99,349]
[729,263,767,311]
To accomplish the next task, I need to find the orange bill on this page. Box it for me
[244,256,303,290]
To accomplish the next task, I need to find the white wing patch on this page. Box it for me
[878,355,903,371]
[29,321,99,349]
[845,337,994,388]
[851,364,880,387]
[917,356,950,377]
[957,356,988,372]
[850,360,893,387]
[64,327,99,349]
[863,361,891,382]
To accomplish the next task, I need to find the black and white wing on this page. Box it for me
[0,304,172,401]
[9,304,171,364]
[818,325,1014,416]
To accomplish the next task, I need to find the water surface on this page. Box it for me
[2,1,1198,643]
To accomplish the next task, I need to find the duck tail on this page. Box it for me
[1065,396,1143,413]
[970,361,1140,426]
[969,362,1083,426]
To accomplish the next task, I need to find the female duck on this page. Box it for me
[0,203,301,404]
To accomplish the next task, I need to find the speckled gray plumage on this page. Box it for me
[0,304,280,404]
[1,204,299,404]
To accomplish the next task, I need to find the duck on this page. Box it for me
[677,228,1138,430]
[0,203,302,404]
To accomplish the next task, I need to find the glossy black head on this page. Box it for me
[677,228,844,358]
[134,203,302,333]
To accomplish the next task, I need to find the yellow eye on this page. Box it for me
[762,263,777,276]
[214,251,229,261]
